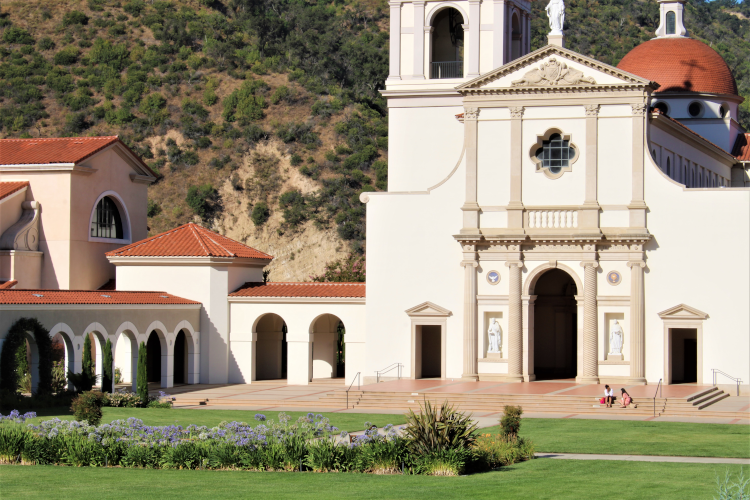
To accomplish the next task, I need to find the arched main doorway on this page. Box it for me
[430,8,464,79]
[533,269,578,380]
[310,314,345,379]
[254,313,287,380]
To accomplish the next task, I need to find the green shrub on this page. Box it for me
[70,391,105,425]
[222,79,267,124]
[278,190,308,227]
[3,27,34,45]
[136,342,148,407]
[89,38,129,71]
[147,199,161,217]
[124,0,146,16]
[403,401,478,456]
[270,85,289,105]
[0,425,29,463]
[500,405,523,441]
[250,202,270,227]
[311,254,365,282]
[160,441,207,469]
[186,184,218,220]
[54,46,80,65]
[290,153,303,166]
[62,10,89,27]
[37,37,55,51]
[51,361,67,393]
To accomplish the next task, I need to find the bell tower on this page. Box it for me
[654,0,688,38]
[386,0,532,89]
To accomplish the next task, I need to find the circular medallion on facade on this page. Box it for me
[607,271,622,286]
[486,271,501,285]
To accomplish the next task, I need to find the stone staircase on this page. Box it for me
[172,384,747,419]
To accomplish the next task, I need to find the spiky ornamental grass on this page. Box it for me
[403,400,479,455]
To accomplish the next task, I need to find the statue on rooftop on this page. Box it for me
[545,0,565,34]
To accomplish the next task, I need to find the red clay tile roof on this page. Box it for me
[0,290,199,305]
[0,280,18,290]
[106,223,273,260]
[0,136,157,177]
[617,38,738,96]
[230,282,365,298]
[731,133,750,161]
[97,279,116,291]
[0,181,29,201]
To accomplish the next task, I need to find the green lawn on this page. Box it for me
[18,407,406,433]
[1,461,745,499]
[483,419,750,458]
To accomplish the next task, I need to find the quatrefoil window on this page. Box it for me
[530,129,579,179]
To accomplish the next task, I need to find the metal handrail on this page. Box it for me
[653,378,662,417]
[712,369,743,396]
[345,372,360,409]
[376,363,403,384]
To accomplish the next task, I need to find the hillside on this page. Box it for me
[1,0,749,280]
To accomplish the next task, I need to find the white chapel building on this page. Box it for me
[1,0,748,393]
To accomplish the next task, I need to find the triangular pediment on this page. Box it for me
[405,301,452,317]
[457,45,654,93]
[658,303,709,320]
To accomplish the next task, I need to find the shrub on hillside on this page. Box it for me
[310,254,365,282]
[3,27,34,45]
[70,391,105,425]
[186,184,218,220]
[54,46,80,66]
[250,202,270,227]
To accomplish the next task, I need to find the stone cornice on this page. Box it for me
[456,45,656,91]
[228,296,365,305]
[0,304,201,311]
[108,256,272,267]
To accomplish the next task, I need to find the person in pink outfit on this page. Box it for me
[620,388,633,408]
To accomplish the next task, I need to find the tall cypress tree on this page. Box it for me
[136,341,148,407]
[102,339,113,393]
[81,333,94,391]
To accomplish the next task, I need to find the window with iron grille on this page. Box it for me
[91,197,123,239]
[530,130,578,179]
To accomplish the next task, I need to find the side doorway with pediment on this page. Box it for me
[658,304,707,385]
[405,302,451,379]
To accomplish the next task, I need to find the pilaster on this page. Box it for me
[508,106,525,230]
[493,0,506,68]
[628,260,647,384]
[578,261,599,384]
[462,107,480,232]
[388,2,402,80]
[412,1,426,79]
[629,103,647,228]
[581,104,600,229]
[468,0,482,77]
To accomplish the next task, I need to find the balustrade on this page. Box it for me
[526,210,578,229]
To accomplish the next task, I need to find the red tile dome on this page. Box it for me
[617,38,738,96]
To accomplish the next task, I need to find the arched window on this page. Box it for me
[430,8,464,79]
[666,11,676,35]
[91,197,123,239]
[511,14,522,60]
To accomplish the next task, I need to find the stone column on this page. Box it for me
[462,249,479,380]
[629,103,647,227]
[506,261,524,382]
[412,1,426,79]
[508,107,525,230]
[462,108,480,231]
[388,2,402,80]
[493,0,506,68]
[468,0,482,77]
[579,261,599,384]
[628,260,647,384]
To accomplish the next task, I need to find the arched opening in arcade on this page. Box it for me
[114,330,138,391]
[173,328,196,385]
[254,313,288,381]
[146,330,163,385]
[310,314,346,380]
[532,269,578,380]
[430,7,464,79]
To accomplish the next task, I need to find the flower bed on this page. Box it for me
[0,411,534,475]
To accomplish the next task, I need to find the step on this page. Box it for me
[697,392,730,410]
[686,386,718,402]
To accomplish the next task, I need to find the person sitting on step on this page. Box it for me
[619,388,632,408]
[604,385,616,407]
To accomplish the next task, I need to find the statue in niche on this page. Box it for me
[488,318,502,354]
[545,0,565,34]
[609,320,624,355]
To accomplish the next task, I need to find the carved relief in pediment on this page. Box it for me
[511,58,597,87]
